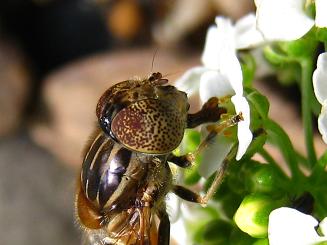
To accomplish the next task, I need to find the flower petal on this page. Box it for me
[198,135,233,178]
[201,17,235,69]
[166,193,181,223]
[201,25,220,70]
[255,0,314,41]
[199,70,234,104]
[313,52,327,104]
[318,103,327,144]
[231,95,252,160]
[315,0,327,28]
[234,13,265,49]
[174,67,206,97]
[170,207,188,245]
[215,17,244,96]
[268,207,327,245]
[201,17,243,97]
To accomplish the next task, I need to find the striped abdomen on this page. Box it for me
[81,130,147,211]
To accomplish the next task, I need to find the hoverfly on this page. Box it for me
[75,72,242,245]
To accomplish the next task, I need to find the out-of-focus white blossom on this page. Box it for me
[313,52,327,144]
[268,207,327,245]
[176,15,257,177]
[315,0,327,28]
[255,0,327,42]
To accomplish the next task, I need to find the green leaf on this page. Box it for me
[202,220,232,242]
[243,129,267,159]
[246,89,270,120]
[221,192,244,219]
[177,129,201,155]
[318,150,327,168]
[263,45,296,65]
[193,219,230,244]
[264,119,301,188]
[184,161,201,185]
[229,227,256,245]
[262,45,301,86]
[278,33,317,59]
[276,63,302,86]
[316,27,327,43]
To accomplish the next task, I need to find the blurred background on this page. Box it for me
[0,0,324,244]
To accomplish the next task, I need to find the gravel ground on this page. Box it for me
[0,132,80,245]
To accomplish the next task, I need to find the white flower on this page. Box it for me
[313,52,327,144]
[315,0,327,28]
[255,0,327,42]
[175,15,257,178]
[268,207,327,245]
[166,193,189,245]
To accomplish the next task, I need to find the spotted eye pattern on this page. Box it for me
[111,99,186,154]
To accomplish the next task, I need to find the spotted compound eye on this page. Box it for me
[111,99,186,154]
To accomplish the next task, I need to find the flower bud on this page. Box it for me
[234,194,283,238]
[253,238,269,245]
[245,164,277,194]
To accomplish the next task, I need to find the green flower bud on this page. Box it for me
[252,238,269,245]
[234,194,283,238]
[245,164,277,194]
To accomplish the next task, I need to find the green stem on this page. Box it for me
[300,59,317,168]
[310,150,327,183]
[258,148,288,181]
[265,119,302,188]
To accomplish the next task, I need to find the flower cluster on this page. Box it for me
[175,16,255,178]
[170,0,327,244]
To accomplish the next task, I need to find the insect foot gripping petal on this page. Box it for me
[206,112,244,135]
[187,97,227,129]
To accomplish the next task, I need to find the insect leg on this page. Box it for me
[167,154,192,168]
[172,185,203,204]
[169,113,243,169]
[157,209,170,245]
[187,97,227,128]
[188,113,243,164]
[173,145,237,206]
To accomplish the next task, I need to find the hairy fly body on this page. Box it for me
[75,72,238,245]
